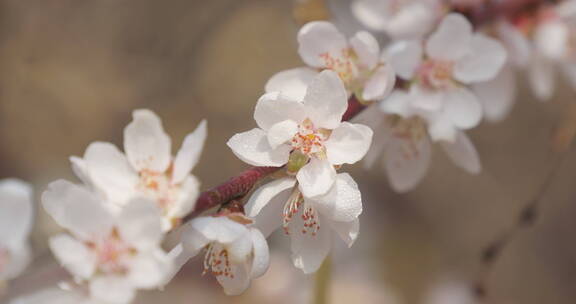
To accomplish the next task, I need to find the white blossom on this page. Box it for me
[42,180,174,304]
[228,70,373,198]
[180,214,269,295]
[71,109,207,231]
[244,173,361,274]
[266,21,396,102]
[0,179,33,284]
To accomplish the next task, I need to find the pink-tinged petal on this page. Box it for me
[330,218,359,248]
[496,21,531,67]
[297,21,348,68]
[117,198,163,250]
[42,180,114,240]
[310,173,362,222]
[472,63,517,122]
[254,92,306,131]
[267,120,299,149]
[265,68,318,101]
[0,243,31,280]
[216,260,251,296]
[172,120,207,184]
[290,214,332,274]
[303,70,349,129]
[296,158,337,198]
[49,234,97,280]
[385,40,423,80]
[440,131,481,174]
[249,228,270,279]
[90,276,135,304]
[245,178,296,237]
[325,122,373,165]
[443,87,482,129]
[0,179,33,247]
[362,64,397,101]
[128,250,173,289]
[454,34,507,84]
[528,53,556,101]
[350,31,380,69]
[124,109,172,173]
[384,134,431,192]
[426,13,472,61]
[227,128,291,167]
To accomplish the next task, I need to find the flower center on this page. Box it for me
[138,168,179,210]
[282,188,320,237]
[319,48,358,87]
[88,230,135,275]
[203,243,234,279]
[290,119,328,157]
[416,59,455,90]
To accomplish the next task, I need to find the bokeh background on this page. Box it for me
[2,0,576,303]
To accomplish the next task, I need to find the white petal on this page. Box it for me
[350,0,390,32]
[82,142,138,203]
[350,31,380,69]
[189,216,249,245]
[254,92,306,131]
[265,67,318,101]
[454,34,507,83]
[70,156,92,187]
[290,214,332,274]
[296,158,337,198]
[0,243,31,280]
[385,40,423,79]
[496,21,531,67]
[267,120,299,149]
[297,21,348,68]
[180,223,210,260]
[172,120,207,184]
[166,175,200,220]
[528,53,556,101]
[90,276,135,304]
[534,21,568,60]
[0,179,33,247]
[362,64,397,101]
[325,122,373,165]
[245,177,296,218]
[472,63,517,122]
[123,109,172,172]
[303,70,349,130]
[227,128,291,167]
[249,228,270,279]
[410,86,445,112]
[384,2,438,39]
[49,234,96,279]
[440,131,481,174]
[330,218,359,247]
[128,250,173,289]
[384,134,431,192]
[426,13,472,61]
[427,115,458,142]
[42,180,113,240]
[227,232,253,264]
[117,198,163,250]
[216,261,251,296]
[379,90,415,117]
[443,87,482,129]
[310,173,362,222]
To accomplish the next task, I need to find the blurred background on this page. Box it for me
[1,0,576,303]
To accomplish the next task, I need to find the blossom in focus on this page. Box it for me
[351,0,441,39]
[0,179,33,284]
[180,214,269,295]
[244,172,362,273]
[228,70,373,198]
[266,21,396,102]
[71,109,207,231]
[42,180,174,304]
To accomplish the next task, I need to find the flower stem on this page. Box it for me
[313,256,332,304]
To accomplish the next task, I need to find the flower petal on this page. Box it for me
[0,243,31,280]
[385,40,423,80]
[310,173,362,222]
[216,261,251,296]
[379,90,415,117]
[454,34,507,84]
[172,120,207,184]
[189,216,248,245]
[350,31,380,70]
[117,198,163,250]
[254,92,306,130]
[290,214,332,274]
[267,120,299,149]
[427,115,458,142]
[227,232,253,264]
[330,218,359,247]
[245,178,296,237]
[496,20,531,67]
[265,68,318,101]
[350,0,390,32]
[90,276,135,304]
[325,122,373,165]
[297,21,348,68]
[443,87,482,129]
[303,70,349,129]
[426,13,472,61]
[528,53,556,101]
[227,128,291,167]
[166,175,200,220]
[410,85,445,112]
[123,109,172,172]
[296,158,337,198]
[0,179,33,247]
[249,228,270,279]
[362,64,397,101]
[384,134,431,192]
[128,250,173,289]
[534,21,568,60]
[472,63,517,122]
[49,233,97,280]
[440,131,481,174]
[42,180,113,240]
